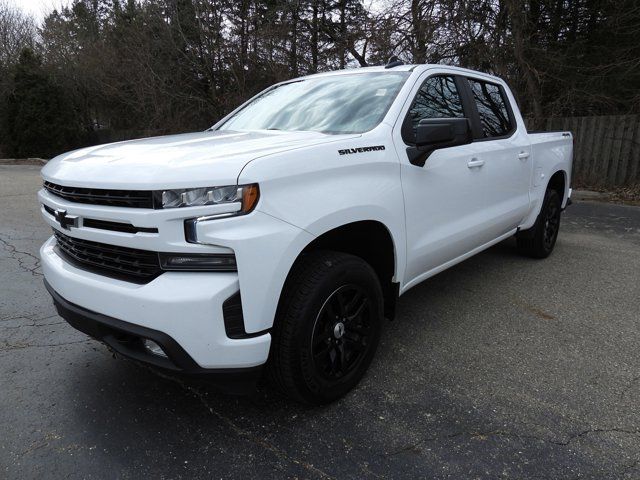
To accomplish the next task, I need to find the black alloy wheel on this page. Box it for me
[542,196,561,251]
[269,250,383,404]
[516,188,562,258]
[311,285,372,381]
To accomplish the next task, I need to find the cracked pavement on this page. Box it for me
[1,165,640,479]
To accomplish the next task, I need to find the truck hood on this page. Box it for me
[42,130,357,189]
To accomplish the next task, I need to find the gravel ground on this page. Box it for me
[1,165,640,479]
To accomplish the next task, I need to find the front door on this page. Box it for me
[394,73,495,287]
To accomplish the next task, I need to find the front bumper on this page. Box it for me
[45,279,263,390]
[41,236,271,371]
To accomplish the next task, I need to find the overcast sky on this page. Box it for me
[13,0,386,23]
[11,0,71,22]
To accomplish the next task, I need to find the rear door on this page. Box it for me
[460,76,532,234]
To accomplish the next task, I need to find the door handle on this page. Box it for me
[467,159,485,168]
[518,151,530,160]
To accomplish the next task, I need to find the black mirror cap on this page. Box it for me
[408,118,472,167]
[415,118,471,147]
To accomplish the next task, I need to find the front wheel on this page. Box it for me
[269,251,383,405]
[517,188,562,258]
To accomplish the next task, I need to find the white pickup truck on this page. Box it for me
[39,62,572,404]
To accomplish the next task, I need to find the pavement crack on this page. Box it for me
[3,319,66,329]
[0,193,34,198]
[145,367,335,479]
[40,320,66,327]
[0,235,43,276]
[1,314,35,322]
[0,339,91,351]
[384,426,640,455]
[550,427,640,446]
[14,440,49,458]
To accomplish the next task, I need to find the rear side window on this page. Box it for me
[403,75,465,142]
[468,79,513,138]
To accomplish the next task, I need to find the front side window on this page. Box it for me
[468,79,513,138]
[403,75,465,142]
[218,72,410,134]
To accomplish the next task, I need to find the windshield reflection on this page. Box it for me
[219,72,410,134]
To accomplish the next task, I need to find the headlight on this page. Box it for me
[157,184,259,212]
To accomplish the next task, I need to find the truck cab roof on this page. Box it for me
[290,63,506,86]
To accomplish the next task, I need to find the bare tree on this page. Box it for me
[3,0,639,158]
[0,0,36,69]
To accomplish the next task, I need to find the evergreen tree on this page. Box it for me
[0,47,82,158]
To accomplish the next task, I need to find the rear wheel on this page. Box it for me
[517,188,562,258]
[269,251,383,404]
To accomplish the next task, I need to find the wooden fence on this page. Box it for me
[531,115,640,187]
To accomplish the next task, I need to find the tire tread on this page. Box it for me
[517,189,561,259]
[268,250,379,404]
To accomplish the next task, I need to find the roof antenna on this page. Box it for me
[385,55,404,69]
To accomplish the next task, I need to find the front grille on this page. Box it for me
[43,204,158,234]
[53,230,162,283]
[44,181,155,209]
[82,218,158,234]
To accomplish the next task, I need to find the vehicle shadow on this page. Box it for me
[58,235,612,478]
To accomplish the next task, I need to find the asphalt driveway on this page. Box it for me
[2,165,640,479]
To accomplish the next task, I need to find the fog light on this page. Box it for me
[143,339,167,358]
[159,253,236,271]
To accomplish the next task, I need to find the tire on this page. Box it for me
[517,188,562,259]
[269,250,383,405]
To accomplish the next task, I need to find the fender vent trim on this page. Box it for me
[222,292,270,339]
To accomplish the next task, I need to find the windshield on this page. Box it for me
[218,72,410,134]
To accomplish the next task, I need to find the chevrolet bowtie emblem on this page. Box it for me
[54,209,79,230]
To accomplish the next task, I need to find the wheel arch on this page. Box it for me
[547,169,567,205]
[520,167,570,231]
[278,220,401,322]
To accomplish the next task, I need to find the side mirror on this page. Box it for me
[408,118,472,167]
